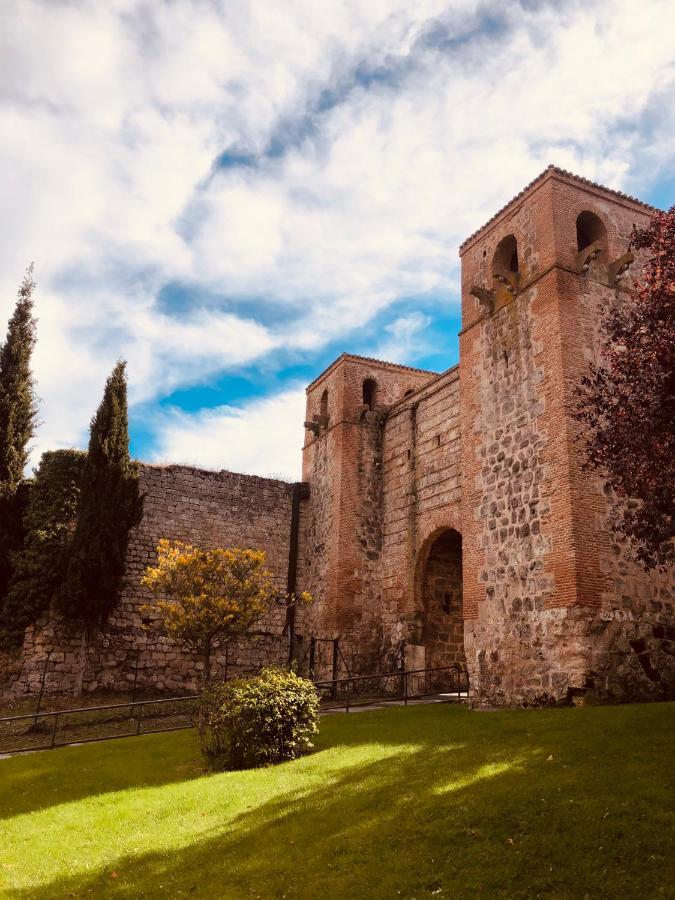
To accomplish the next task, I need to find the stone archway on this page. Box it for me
[416,528,465,671]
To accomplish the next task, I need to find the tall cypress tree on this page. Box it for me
[59,361,143,625]
[0,266,38,608]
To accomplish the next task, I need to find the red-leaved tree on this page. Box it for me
[575,205,674,569]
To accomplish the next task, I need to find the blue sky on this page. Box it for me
[1,0,674,479]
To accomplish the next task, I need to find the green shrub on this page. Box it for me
[0,450,85,649]
[200,668,320,770]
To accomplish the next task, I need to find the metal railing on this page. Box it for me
[314,664,469,712]
[0,665,469,755]
[0,695,197,755]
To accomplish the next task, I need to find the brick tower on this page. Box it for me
[298,354,434,675]
[458,166,674,704]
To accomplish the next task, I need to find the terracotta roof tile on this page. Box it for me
[306,352,438,391]
[459,165,659,253]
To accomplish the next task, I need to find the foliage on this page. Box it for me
[0,265,38,495]
[142,541,309,685]
[59,361,143,625]
[0,266,38,607]
[1,703,674,897]
[0,450,86,649]
[575,205,675,568]
[199,667,319,769]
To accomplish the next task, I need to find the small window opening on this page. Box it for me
[576,211,607,254]
[319,389,328,425]
[404,388,414,398]
[493,234,519,277]
[362,378,377,410]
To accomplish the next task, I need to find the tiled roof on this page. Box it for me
[459,165,659,252]
[306,352,438,391]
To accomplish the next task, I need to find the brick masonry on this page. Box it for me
[298,168,674,704]
[7,167,674,706]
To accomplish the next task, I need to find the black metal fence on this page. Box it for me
[0,665,469,755]
[0,695,197,755]
[314,664,469,712]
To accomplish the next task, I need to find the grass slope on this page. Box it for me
[1,703,674,898]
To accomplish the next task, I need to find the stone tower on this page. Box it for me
[459,166,674,704]
[295,168,673,704]
[298,353,435,674]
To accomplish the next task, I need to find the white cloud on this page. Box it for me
[1,0,674,474]
[151,387,307,481]
[373,312,433,365]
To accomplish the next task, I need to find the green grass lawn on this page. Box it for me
[1,702,673,899]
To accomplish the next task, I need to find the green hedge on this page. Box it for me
[199,668,320,770]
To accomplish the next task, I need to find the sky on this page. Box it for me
[1,0,674,481]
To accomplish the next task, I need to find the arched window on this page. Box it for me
[362,378,377,410]
[576,211,607,255]
[319,389,328,424]
[493,234,519,277]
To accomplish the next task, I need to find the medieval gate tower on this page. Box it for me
[298,166,674,705]
[10,167,674,705]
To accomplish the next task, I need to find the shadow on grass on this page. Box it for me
[0,728,207,821]
[9,703,675,899]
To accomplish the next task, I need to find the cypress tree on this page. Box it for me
[0,266,38,609]
[59,361,143,625]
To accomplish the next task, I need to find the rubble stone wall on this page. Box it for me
[8,465,296,697]
[459,169,674,705]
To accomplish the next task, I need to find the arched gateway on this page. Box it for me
[413,527,466,673]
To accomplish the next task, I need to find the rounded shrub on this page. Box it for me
[199,667,320,770]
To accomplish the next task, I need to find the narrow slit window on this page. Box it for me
[362,378,377,410]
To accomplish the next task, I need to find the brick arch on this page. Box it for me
[413,512,463,616]
[417,508,463,554]
[564,197,625,266]
[411,518,466,672]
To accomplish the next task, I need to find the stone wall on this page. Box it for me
[378,366,463,671]
[9,465,297,697]
[7,167,672,709]
[459,167,674,705]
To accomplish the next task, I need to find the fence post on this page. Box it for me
[136,703,144,735]
[404,670,408,706]
[308,636,316,679]
[346,679,351,713]
[50,713,59,749]
[331,639,339,700]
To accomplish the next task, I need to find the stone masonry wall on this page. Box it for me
[377,367,463,672]
[9,465,296,697]
[459,168,674,705]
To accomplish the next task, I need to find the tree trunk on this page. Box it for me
[202,644,211,687]
[197,640,211,737]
